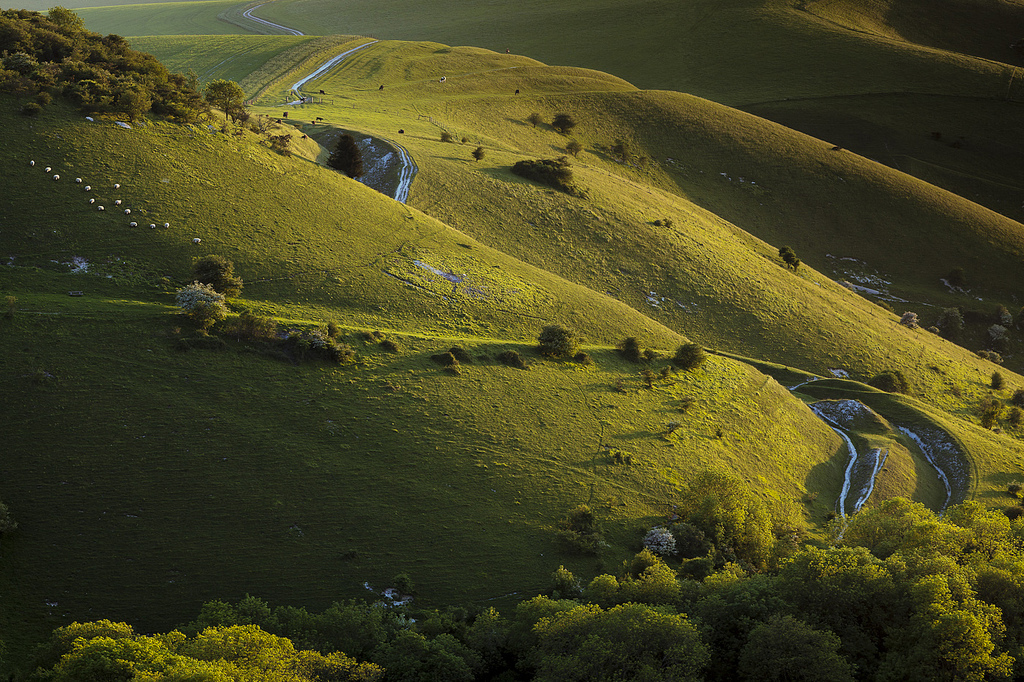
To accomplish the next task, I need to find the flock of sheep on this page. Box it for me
[28,159,197,242]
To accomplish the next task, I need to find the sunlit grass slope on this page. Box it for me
[130,34,312,87]
[75,0,244,36]
[0,98,860,656]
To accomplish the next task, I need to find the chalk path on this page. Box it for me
[242,3,304,35]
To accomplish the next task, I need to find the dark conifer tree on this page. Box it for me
[328,134,364,178]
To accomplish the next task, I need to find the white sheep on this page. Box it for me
[29,160,35,166]
[192,237,201,244]
[113,183,120,189]
[97,206,104,211]
[53,174,59,180]
[114,200,122,206]
[124,209,131,214]
[84,186,91,191]
[44,166,51,172]
[89,198,95,204]
[129,221,138,227]
[149,224,156,229]
[75,178,82,183]
[164,223,170,228]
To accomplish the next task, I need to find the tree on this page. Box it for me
[471,146,485,162]
[611,139,630,162]
[992,371,1005,390]
[328,134,364,178]
[526,112,542,127]
[204,79,245,122]
[738,615,855,682]
[779,245,800,271]
[551,112,576,134]
[673,342,706,371]
[175,282,229,330]
[937,307,964,340]
[538,324,580,358]
[868,369,909,394]
[566,139,582,157]
[192,255,242,297]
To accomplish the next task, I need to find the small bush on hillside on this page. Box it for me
[566,139,582,157]
[380,339,400,353]
[4,296,15,319]
[447,347,472,363]
[1009,408,1023,427]
[511,157,581,196]
[980,397,1003,429]
[551,112,577,134]
[224,310,276,342]
[551,566,582,600]
[282,329,355,364]
[497,350,527,369]
[1008,483,1022,498]
[642,527,676,557]
[611,139,630,162]
[977,350,1004,364]
[574,352,594,366]
[639,368,655,389]
[557,505,603,554]
[21,101,41,116]
[946,267,967,288]
[778,246,800,271]
[328,134,364,178]
[1012,389,1024,407]
[35,90,51,105]
[992,371,1006,390]
[431,351,458,367]
[175,282,229,330]
[526,112,542,127]
[672,343,707,371]
[440,131,454,143]
[471,146,485,162]
[327,321,341,338]
[1005,506,1024,521]
[538,324,580,359]
[868,370,909,394]
[618,337,643,363]
[899,312,919,328]
[996,305,1013,326]
[936,307,964,340]
[192,255,243,297]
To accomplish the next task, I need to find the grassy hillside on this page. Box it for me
[129,34,312,86]
[75,0,244,35]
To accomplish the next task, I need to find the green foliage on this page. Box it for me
[175,282,229,330]
[565,139,582,157]
[868,369,910,394]
[496,349,527,368]
[193,254,243,297]
[511,156,580,195]
[992,371,1005,390]
[550,112,576,134]
[556,505,602,554]
[937,307,964,340]
[471,146,485,162]
[440,131,454,143]
[778,245,801,271]
[672,342,706,371]
[526,112,542,127]
[328,133,364,178]
[20,101,41,116]
[532,602,709,682]
[618,336,642,363]
[738,614,855,682]
[537,324,579,359]
[551,565,581,600]
[224,310,276,342]
[204,78,245,121]
[979,396,1002,429]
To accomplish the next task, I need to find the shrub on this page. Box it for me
[175,282,229,330]
[431,351,458,367]
[393,573,414,594]
[497,350,527,369]
[996,305,1013,326]
[20,101,41,116]
[1010,408,1023,426]
[4,295,15,319]
[672,343,707,371]
[192,255,243,296]
[380,339,400,353]
[556,505,602,554]
[992,371,1006,390]
[447,346,472,363]
[281,329,355,364]
[1012,389,1024,407]
[618,337,643,363]
[868,370,909,394]
[1008,483,1022,498]
[574,352,594,366]
[642,527,676,557]
[611,138,630,162]
[980,397,1002,429]
[639,368,655,388]
[471,146,485,162]
[899,312,919,328]
[538,324,580,359]
[778,245,800,271]
[526,112,542,127]
[566,139,582,157]
[551,566,581,599]
[224,310,276,341]
[35,90,51,105]
[1005,506,1024,521]
[511,156,580,196]
[551,112,576,134]
[977,350,1004,364]
[327,321,341,338]
[440,131,454,143]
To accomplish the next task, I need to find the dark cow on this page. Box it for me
[319,89,325,95]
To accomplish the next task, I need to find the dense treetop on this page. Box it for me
[0,7,205,121]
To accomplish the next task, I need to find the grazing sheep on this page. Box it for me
[84,186,91,191]
[97,206,104,211]
[113,183,120,189]
[53,174,59,180]
[163,222,170,228]
[44,166,51,172]
[192,237,201,244]
[149,224,156,229]
[89,198,95,204]
[124,209,131,214]
[114,200,122,205]
[129,221,138,227]
[29,160,35,166]
[75,178,82,183]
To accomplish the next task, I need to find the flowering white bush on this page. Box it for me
[899,312,918,328]
[175,281,228,328]
[989,324,1008,341]
[643,526,677,556]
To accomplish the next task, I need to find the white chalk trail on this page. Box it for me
[242,3,304,35]
[897,426,953,511]
[290,40,378,94]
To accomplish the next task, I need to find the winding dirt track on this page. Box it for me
[242,3,304,35]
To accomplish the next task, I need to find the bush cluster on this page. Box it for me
[497,350,527,369]
[511,157,581,196]
[868,369,909,394]
[537,324,580,359]
[175,282,228,330]
[556,505,603,554]
[672,343,707,371]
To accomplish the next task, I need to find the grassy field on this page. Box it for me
[75,0,245,36]
[5,0,1024,673]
